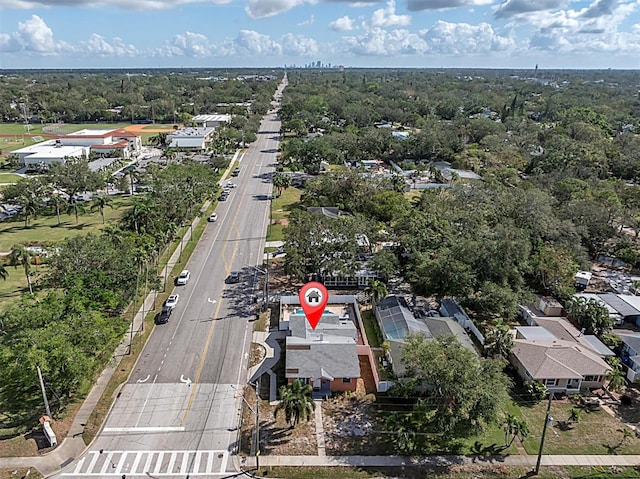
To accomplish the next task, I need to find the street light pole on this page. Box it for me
[534,392,554,475]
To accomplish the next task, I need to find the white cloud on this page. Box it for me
[245,0,306,18]
[339,27,428,55]
[17,14,55,52]
[225,30,283,55]
[370,0,411,28]
[0,14,68,54]
[159,31,213,56]
[329,15,356,31]
[422,20,514,53]
[0,0,231,10]
[85,34,138,56]
[281,33,318,55]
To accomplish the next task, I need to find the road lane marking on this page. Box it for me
[134,373,157,427]
[102,426,186,432]
[181,297,223,425]
[136,374,150,383]
[180,374,192,385]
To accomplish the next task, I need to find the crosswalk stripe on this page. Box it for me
[61,450,230,477]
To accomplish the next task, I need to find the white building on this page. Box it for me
[192,114,232,128]
[13,143,89,168]
[167,127,216,150]
[12,128,141,167]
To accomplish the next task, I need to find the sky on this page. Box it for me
[0,0,639,69]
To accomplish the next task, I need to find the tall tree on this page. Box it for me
[484,321,514,359]
[273,379,316,428]
[365,279,387,306]
[10,244,35,294]
[91,194,114,224]
[272,172,291,197]
[566,296,613,336]
[401,335,511,433]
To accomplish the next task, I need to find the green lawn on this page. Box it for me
[271,186,302,221]
[361,309,383,347]
[0,196,132,251]
[520,398,640,455]
[0,137,31,154]
[267,186,301,243]
[0,264,42,311]
[0,122,131,136]
[0,173,21,183]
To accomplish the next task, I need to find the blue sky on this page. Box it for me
[0,0,639,69]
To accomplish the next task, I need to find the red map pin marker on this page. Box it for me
[298,281,328,330]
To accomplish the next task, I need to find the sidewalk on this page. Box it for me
[256,453,640,468]
[0,189,213,477]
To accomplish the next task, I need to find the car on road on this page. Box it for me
[231,168,240,177]
[226,271,241,284]
[164,294,179,309]
[224,182,237,189]
[208,213,218,222]
[176,270,190,285]
[155,306,172,324]
[218,192,229,201]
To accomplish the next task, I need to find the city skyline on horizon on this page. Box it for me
[1,0,639,70]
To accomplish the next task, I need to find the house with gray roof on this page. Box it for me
[375,296,476,377]
[510,340,611,394]
[282,296,361,397]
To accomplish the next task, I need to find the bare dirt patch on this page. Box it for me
[239,385,317,456]
[249,342,267,368]
[122,124,182,133]
[323,393,389,455]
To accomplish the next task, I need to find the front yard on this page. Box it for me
[520,395,640,455]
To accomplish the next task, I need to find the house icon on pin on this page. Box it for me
[306,289,321,304]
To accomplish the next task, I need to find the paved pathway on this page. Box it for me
[315,400,326,457]
[256,454,640,468]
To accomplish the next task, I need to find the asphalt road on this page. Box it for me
[57,78,286,479]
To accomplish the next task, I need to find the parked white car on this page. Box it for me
[176,270,190,285]
[164,294,179,309]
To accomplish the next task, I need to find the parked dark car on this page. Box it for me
[155,306,172,325]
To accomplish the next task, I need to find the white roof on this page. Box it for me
[12,140,57,154]
[67,129,114,136]
[193,114,232,123]
[26,146,86,159]
[168,127,215,138]
[576,271,593,280]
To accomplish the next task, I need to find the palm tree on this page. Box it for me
[273,379,316,428]
[365,279,387,306]
[272,172,291,197]
[606,356,626,393]
[503,414,529,448]
[66,199,87,224]
[48,194,67,226]
[91,194,114,224]
[10,244,35,294]
[484,322,514,359]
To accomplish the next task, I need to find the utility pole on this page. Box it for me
[36,365,52,418]
[534,392,554,475]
